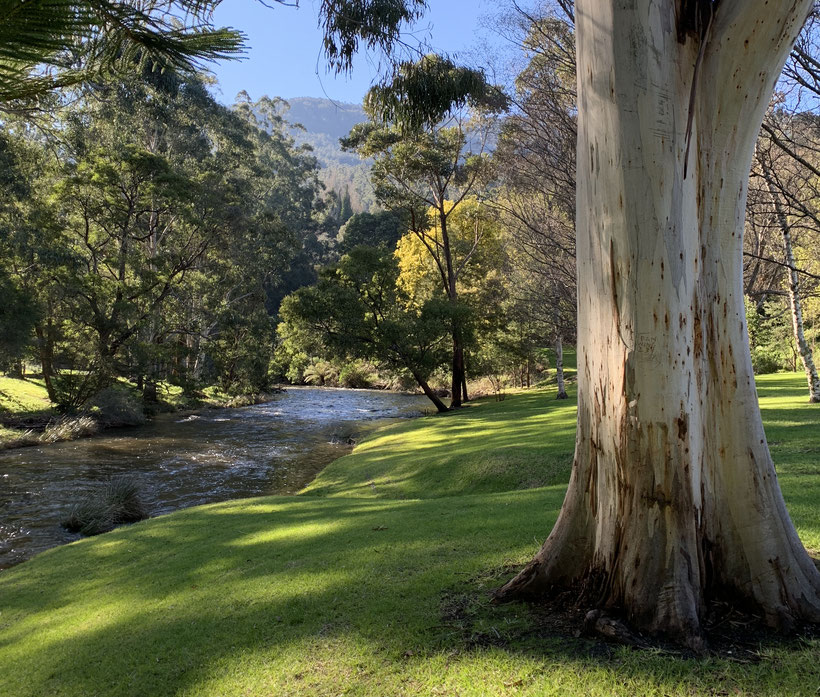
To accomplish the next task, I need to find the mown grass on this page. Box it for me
[0,373,819,696]
[301,389,577,499]
[0,375,54,416]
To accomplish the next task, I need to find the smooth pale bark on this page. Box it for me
[497,0,820,648]
[761,161,820,402]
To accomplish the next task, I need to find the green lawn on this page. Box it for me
[0,374,818,696]
[0,375,54,416]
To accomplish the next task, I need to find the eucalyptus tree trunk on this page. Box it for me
[497,0,820,649]
[554,334,567,399]
[761,161,820,402]
[410,369,449,413]
[34,315,56,402]
[441,211,466,409]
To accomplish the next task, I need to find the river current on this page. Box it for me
[0,387,428,570]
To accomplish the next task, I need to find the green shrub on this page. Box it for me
[87,386,146,427]
[62,476,147,536]
[338,361,376,388]
[751,347,784,375]
[224,393,270,408]
[52,372,107,411]
[746,297,792,374]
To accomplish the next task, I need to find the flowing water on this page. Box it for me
[0,387,428,570]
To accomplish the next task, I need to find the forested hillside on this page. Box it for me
[284,97,375,212]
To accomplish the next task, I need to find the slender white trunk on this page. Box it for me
[499,0,820,648]
[762,161,820,402]
[785,233,820,401]
[555,334,568,399]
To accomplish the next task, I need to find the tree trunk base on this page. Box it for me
[494,560,820,653]
[493,570,820,655]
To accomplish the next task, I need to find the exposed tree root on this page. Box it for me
[582,610,650,649]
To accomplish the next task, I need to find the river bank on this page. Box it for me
[0,374,284,451]
[0,387,429,569]
[0,374,817,696]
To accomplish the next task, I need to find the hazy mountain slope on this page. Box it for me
[285,97,375,212]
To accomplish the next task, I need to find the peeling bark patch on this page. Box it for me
[676,415,689,440]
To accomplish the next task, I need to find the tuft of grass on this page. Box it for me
[0,375,818,697]
[39,415,98,444]
[62,476,148,536]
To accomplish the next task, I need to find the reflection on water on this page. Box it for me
[0,387,427,570]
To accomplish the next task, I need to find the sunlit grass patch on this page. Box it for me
[0,375,54,415]
[301,386,578,499]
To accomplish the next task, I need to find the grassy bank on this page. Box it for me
[0,374,818,696]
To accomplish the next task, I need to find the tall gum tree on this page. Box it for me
[496,0,820,649]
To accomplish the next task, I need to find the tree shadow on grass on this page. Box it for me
[1,487,819,697]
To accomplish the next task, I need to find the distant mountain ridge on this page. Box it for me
[284,97,375,212]
[285,97,367,144]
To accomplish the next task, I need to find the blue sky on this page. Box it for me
[209,0,501,106]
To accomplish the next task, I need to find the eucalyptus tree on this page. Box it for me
[271,0,820,649]
[394,196,509,383]
[21,69,279,399]
[493,0,820,649]
[0,124,68,391]
[0,131,36,372]
[342,54,505,406]
[337,210,407,254]
[187,93,323,391]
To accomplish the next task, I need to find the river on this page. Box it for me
[0,387,428,570]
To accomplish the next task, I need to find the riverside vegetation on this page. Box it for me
[0,373,818,697]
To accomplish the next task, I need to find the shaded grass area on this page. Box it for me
[2,490,818,697]
[0,375,819,696]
